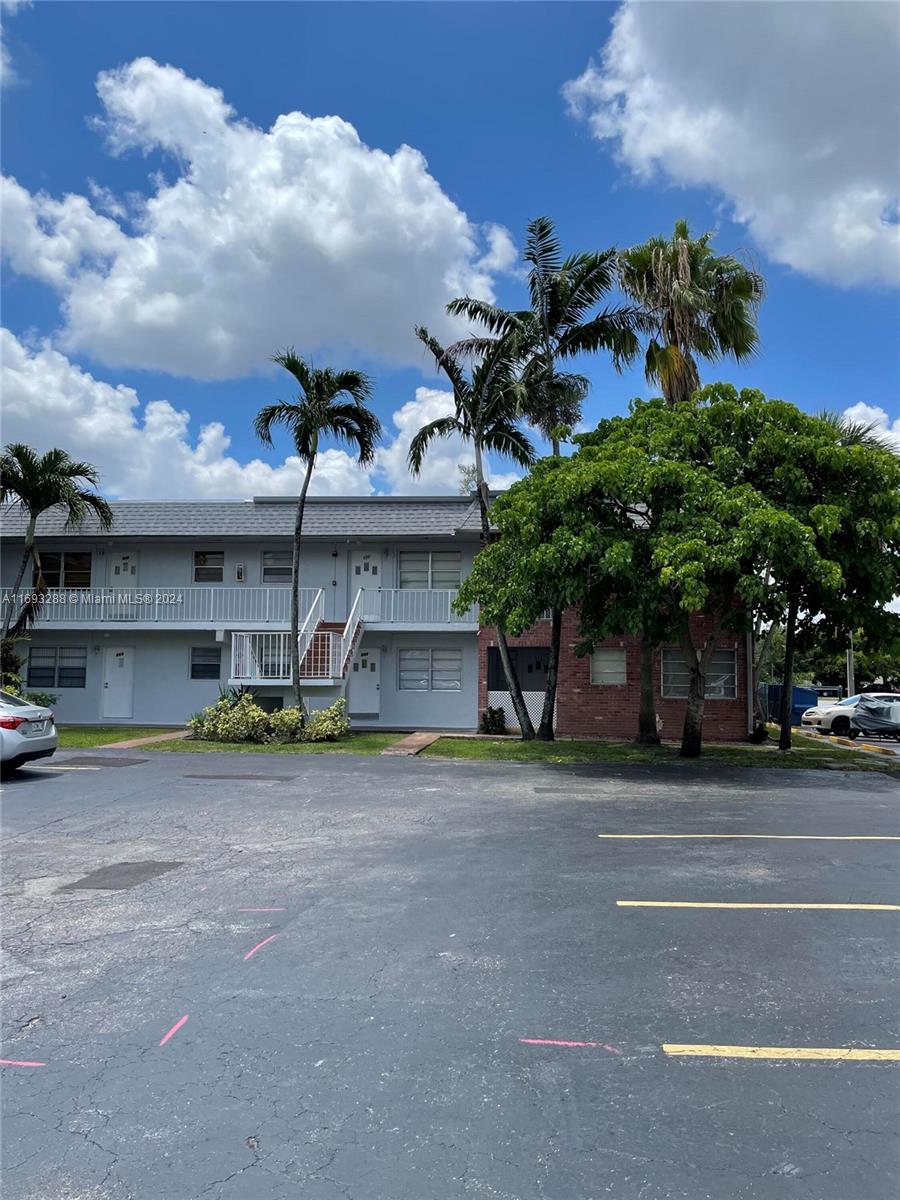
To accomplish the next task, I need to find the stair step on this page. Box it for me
[317,622,345,631]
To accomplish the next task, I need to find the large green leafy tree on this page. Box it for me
[255,353,381,709]
[1,444,113,641]
[409,326,537,738]
[447,216,642,740]
[619,219,764,407]
[458,385,900,757]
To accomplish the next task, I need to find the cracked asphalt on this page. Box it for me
[1,750,898,1199]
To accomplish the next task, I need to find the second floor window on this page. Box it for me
[398,550,461,590]
[261,551,292,583]
[193,551,224,583]
[34,551,92,589]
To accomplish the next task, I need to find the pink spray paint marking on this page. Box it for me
[237,908,285,912]
[0,1058,47,1067]
[519,1038,622,1053]
[159,1015,189,1046]
[243,934,277,961]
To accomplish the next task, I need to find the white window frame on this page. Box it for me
[398,550,462,590]
[398,647,462,691]
[189,646,222,681]
[590,646,627,685]
[193,550,225,584]
[261,550,292,584]
[33,550,93,590]
[27,645,88,688]
[661,647,738,700]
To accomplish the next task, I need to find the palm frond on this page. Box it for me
[407,416,464,476]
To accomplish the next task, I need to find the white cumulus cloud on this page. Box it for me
[0,329,519,499]
[1,56,514,378]
[842,402,900,453]
[0,0,29,88]
[564,0,900,287]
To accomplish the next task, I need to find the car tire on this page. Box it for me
[847,729,860,740]
[832,716,851,736]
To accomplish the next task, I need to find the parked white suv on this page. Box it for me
[0,691,58,777]
[801,693,900,737]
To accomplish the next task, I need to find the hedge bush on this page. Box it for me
[187,694,351,745]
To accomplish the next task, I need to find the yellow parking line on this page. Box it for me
[663,1043,900,1061]
[617,900,900,911]
[598,834,900,841]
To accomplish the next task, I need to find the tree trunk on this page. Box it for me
[474,444,534,739]
[291,452,316,712]
[636,637,660,744]
[679,646,705,758]
[2,518,35,639]
[778,591,800,751]
[537,608,561,741]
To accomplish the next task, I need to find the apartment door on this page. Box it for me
[107,551,139,587]
[101,646,135,719]
[350,550,383,620]
[349,647,380,715]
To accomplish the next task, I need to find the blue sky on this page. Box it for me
[2,1,898,498]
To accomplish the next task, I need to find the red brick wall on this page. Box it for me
[478,610,750,742]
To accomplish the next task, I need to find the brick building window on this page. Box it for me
[590,647,627,685]
[487,646,549,692]
[661,647,737,699]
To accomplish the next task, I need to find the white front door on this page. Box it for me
[348,647,380,715]
[102,646,135,719]
[108,551,139,587]
[350,551,383,620]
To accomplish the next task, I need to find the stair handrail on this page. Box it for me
[297,589,325,669]
[335,588,364,676]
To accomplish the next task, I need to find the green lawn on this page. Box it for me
[141,732,402,755]
[422,733,898,773]
[58,726,182,748]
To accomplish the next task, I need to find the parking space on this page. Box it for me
[2,752,898,1198]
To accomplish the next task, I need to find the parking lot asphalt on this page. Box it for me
[2,751,899,1200]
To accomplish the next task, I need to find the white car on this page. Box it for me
[801,692,900,737]
[0,691,58,777]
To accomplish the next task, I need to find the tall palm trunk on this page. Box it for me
[2,516,36,640]
[537,607,561,741]
[291,450,316,712]
[778,590,800,751]
[637,638,660,744]
[474,444,535,740]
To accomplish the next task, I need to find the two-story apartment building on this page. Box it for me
[1,494,753,738]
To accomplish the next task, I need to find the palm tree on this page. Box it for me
[409,327,538,738]
[1,444,113,640]
[618,218,765,406]
[255,352,381,709]
[448,216,641,455]
[448,216,642,739]
[618,220,764,742]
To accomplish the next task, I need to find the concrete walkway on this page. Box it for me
[380,731,442,756]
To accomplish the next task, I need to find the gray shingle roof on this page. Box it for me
[1,496,483,541]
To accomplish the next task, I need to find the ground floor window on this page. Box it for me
[398,647,462,691]
[590,646,627,685]
[487,646,549,692]
[27,645,88,688]
[661,647,737,699]
[190,646,222,680]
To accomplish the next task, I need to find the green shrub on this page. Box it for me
[479,705,507,734]
[268,706,305,743]
[303,698,351,742]
[25,690,59,708]
[188,693,270,743]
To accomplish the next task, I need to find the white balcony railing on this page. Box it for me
[0,586,319,626]
[359,588,477,624]
[231,630,292,681]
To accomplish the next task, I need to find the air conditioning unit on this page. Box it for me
[234,563,246,582]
